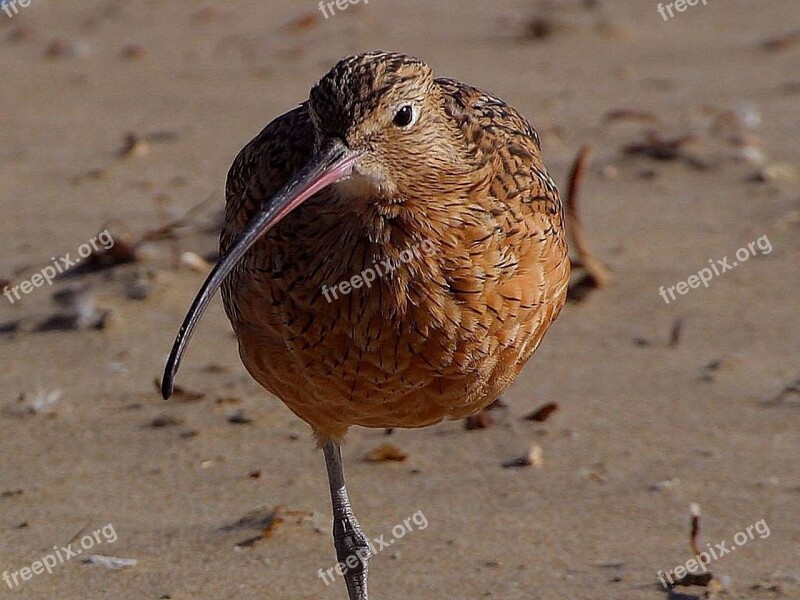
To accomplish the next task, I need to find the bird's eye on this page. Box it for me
[392,105,415,128]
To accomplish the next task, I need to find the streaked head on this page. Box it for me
[308,51,462,202]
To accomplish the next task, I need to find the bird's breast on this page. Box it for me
[221,200,569,439]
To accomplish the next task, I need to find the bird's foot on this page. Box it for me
[333,514,372,600]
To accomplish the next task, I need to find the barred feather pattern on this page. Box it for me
[220,52,570,442]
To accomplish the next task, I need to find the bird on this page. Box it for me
[162,50,570,600]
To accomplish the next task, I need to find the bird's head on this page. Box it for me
[161,51,465,399]
[307,51,462,205]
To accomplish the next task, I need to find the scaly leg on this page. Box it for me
[322,441,373,600]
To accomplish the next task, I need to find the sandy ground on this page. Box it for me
[1,1,798,599]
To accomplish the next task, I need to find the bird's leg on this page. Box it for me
[322,441,372,600]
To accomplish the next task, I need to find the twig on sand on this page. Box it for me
[565,144,611,301]
[566,145,611,285]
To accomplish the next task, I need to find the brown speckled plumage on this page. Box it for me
[220,51,570,443]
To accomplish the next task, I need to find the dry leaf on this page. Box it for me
[762,30,800,52]
[604,109,661,125]
[281,11,320,32]
[669,318,683,348]
[624,132,696,161]
[465,411,494,430]
[525,402,559,422]
[120,45,147,60]
[227,410,253,425]
[365,443,408,463]
[147,414,182,428]
[223,506,313,548]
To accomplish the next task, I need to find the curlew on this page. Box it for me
[162,50,570,600]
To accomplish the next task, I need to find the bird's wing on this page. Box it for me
[429,77,570,386]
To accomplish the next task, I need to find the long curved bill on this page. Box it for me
[161,138,359,399]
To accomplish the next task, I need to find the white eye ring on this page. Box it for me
[392,104,417,128]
